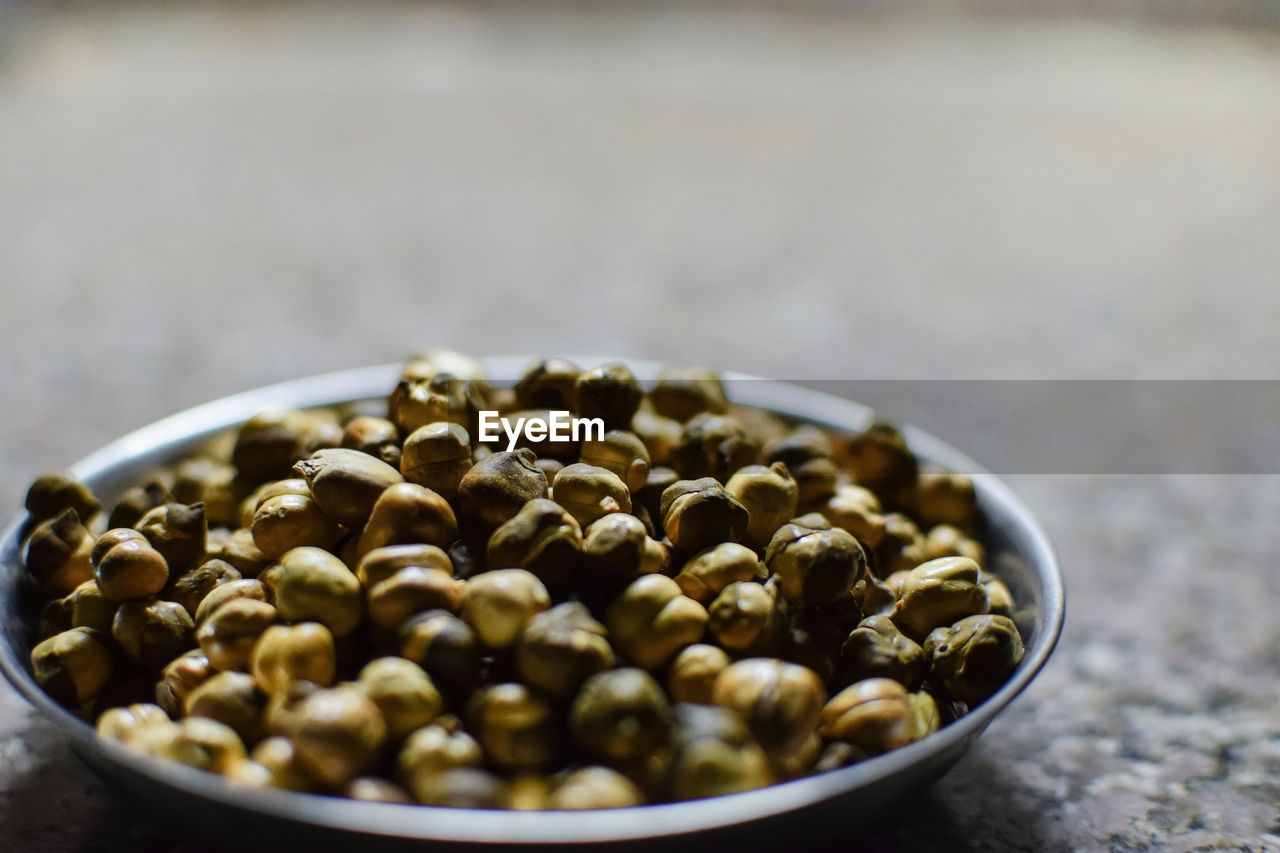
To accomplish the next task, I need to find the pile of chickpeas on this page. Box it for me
[22,353,1024,810]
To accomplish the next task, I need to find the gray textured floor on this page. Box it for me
[2,3,1280,850]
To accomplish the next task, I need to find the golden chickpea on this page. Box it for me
[250,622,336,695]
[607,575,708,671]
[286,685,388,789]
[667,643,731,705]
[357,657,444,740]
[26,509,95,597]
[97,703,172,744]
[356,482,459,557]
[673,542,762,605]
[725,463,799,548]
[194,578,269,625]
[156,649,216,716]
[711,658,826,760]
[91,528,169,602]
[196,598,279,672]
[113,599,195,669]
[460,569,551,649]
[185,670,265,745]
[265,547,363,638]
[66,580,117,634]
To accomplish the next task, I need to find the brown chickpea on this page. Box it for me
[819,678,919,754]
[570,668,672,764]
[575,362,643,430]
[580,430,650,493]
[397,718,484,801]
[356,482,459,557]
[398,610,482,695]
[251,489,345,559]
[25,509,95,597]
[648,367,729,422]
[250,622,337,695]
[358,657,444,740]
[764,522,867,607]
[185,670,266,744]
[673,542,762,606]
[286,685,388,788]
[97,702,172,744]
[456,449,549,532]
[711,658,826,760]
[196,598,279,672]
[194,578,269,625]
[551,463,632,528]
[65,580,118,634]
[134,503,207,576]
[547,767,645,810]
[264,547,363,638]
[667,643,732,705]
[707,581,782,654]
[156,649,216,717]
[400,422,473,499]
[293,447,405,529]
[606,575,707,671]
[467,683,558,772]
[167,717,247,774]
[24,472,100,528]
[91,528,170,602]
[113,599,195,669]
[891,557,989,640]
[368,566,465,630]
[486,499,582,589]
[31,627,113,707]
[659,478,749,553]
[515,602,614,700]
[670,413,760,482]
[725,463,799,548]
[460,569,551,649]
[166,558,241,618]
[341,415,402,469]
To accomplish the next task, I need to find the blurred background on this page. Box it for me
[2,1,1280,850]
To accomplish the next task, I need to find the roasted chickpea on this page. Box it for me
[711,658,826,760]
[659,478,749,553]
[185,670,265,744]
[264,547,363,638]
[551,463,631,528]
[356,482,459,557]
[487,499,582,589]
[667,644,732,705]
[570,668,671,764]
[286,685,388,788]
[358,657,444,740]
[196,597,279,672]
[400,422,473,499]
[516,602,614,700]
[31,627,113,707]
[673,542,762,605]
[113,599,195,668]
[460,569,551,649]
[26,509,95,597]
[606,575,707,671]
[891,557,989,640]
[250,622,337,695]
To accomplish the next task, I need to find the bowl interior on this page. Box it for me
[0,358,1064,844]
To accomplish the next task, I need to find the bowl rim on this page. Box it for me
[0,357,1065,844]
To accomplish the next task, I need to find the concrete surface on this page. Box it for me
[2,3,1279,850]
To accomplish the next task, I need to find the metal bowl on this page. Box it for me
[0,358,1064,848]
